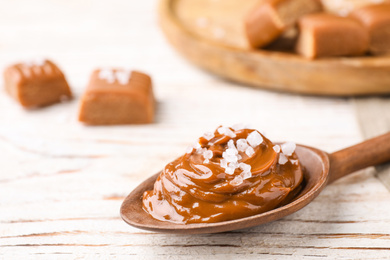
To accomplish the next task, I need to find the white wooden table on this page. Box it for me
[1,1,389,259]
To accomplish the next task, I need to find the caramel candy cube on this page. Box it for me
[245,0,322,48]
[296,13,369,58]
[350,4,390,55]
[78,69,155,125]
[3,59,72,108]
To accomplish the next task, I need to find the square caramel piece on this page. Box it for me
[245,0,322,48]
[3,59,72,108]
[350,4,390,55]
[296,13,369,59]
[78,69,155,125]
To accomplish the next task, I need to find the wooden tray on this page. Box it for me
[159,0,390,96]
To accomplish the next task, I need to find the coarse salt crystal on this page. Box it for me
[239,162,251,173]
[186,146,194,154]
[203,150,213,160]
[34,58,46,66]
[281,142,296,156]
[225,128,237,138]
[245,146,255,157]
[228,161,239,169]
[220,159,228,168]
[203,131,214,141]
[247,131,263,148]
[225,166,236,175]
[217,126,236,138]
[290,159,299,165]
[26,58,46,67]
[116,70,131,85]
[217,126,228,135]
[231,123,245,131]
[225,148,238,156]
[197,147,207,154]
[193,143,201,149]
[227,140,236,150]
[24,62,33,68]
[99,69,115,84]
[237,139,249,152]
[231,175,243,185]
[241,170,252,180]
[99,68,112,78]
[278,153,288,165]
[204,159,210,164]
[273,145,281,153]
[239,163,252,179]
[223,152,238,163]
[106,76,115,84]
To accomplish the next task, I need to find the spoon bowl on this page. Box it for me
[121,133,390,234]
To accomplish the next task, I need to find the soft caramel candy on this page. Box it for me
[3,59,72,108]
[350,4,390,55]
[78,69,155,125]
[296,13,369,58]
[245,0,322,48]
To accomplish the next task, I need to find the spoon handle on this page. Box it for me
[328,131,390,183]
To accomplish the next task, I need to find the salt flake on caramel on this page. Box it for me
[142,126,304,224]
[3,59,72,108]
[78,68,155,125]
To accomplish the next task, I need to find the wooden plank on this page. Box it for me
[0,0,389,259]
[353,98,390,191]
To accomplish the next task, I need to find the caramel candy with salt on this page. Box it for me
[296,13,369,58]
[350,4,390,55]
[3,59,72,108]
[245,0,322,48]
[78,69,155,125]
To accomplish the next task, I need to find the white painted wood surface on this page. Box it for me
[354,98,390,191]
[0,0,389,259]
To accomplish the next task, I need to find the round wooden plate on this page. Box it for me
[159,0,390,96]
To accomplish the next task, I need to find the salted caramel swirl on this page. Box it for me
[143,126,303,224]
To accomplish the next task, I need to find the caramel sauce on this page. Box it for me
[143,127,303,224]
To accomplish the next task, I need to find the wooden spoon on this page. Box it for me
[121,132,390,234]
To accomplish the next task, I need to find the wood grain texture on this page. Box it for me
[0,0,389,259]
[159,0,390,96]
[353,98,390,191]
